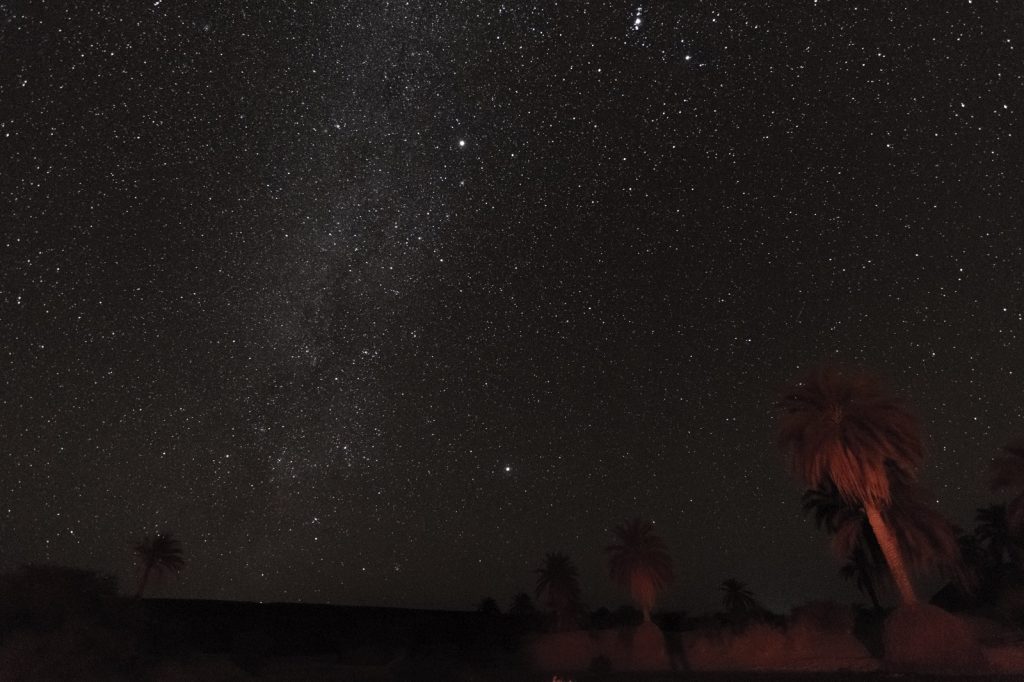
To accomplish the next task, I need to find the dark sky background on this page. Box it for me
[1,2,1022,613]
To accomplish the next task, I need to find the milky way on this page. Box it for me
[2,3,1022,611]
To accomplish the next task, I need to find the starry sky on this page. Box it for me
[1,2,1022,613]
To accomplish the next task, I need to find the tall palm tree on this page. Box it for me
[606,518,674,623]
[778,366,926,605]
[803,476,964,606]
[133,531,185,597]
[802,477,962,606]
[535,552,582,631]
[720,579,761,616]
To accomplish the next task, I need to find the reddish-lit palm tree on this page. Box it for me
[535,552,582,631]
[133,531,185,597]
[606,518,674,622]
[803,479,964,607]
[778,366,925,605]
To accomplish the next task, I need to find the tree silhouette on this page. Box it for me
[606,518,674,623]
[975,504,1021,567]
[840,547,883,610]
[990,440,1024,540]
[778,366,926,605]
[803,476,964,607]
[509,592,536,616]
[720,579,761,617]
[476,596,500,616]
[133,531,184,597]
[535,552,582,631]
[803,482,884,610]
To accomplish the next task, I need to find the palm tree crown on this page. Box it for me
[720,578,761,616]
[778,366,923,507]
[133,531,185,597]
[606,518,673,622]
[778,366,927,604]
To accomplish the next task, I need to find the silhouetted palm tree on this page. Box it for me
[975,504,1020,567]
[606,518,674,622]
[804,482,885,609]
[509,592,536,616]
[957,532,995,600]
[133,531,184,597]
[778,366,925,605]
[477,596,500,615]
[990,440,1024,539]
[535,552,582,631]
[802,481,860,534]
[841,547,883,610]
[720,579,760,616]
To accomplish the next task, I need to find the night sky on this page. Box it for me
[2,2,1022,613]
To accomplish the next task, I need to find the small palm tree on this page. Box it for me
[840,547,883,610]
[720,579,761,616]
[990,441,1024,539]
[778,366,926,605]
[509,592,536,616]
[477,597,500,616]
[535,552,582,631]
[975,504,1021,566]
[804,482,885,609]
[133,531,184,597]
[606,518,674,623]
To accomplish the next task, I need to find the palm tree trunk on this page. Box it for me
[864,502,917,605]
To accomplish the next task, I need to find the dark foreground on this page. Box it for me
[3,593,1021,680]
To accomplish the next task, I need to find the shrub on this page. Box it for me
[883,603,984,672]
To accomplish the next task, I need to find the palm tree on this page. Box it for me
[133,531,184,597]
[840,547,883,611]
[535,552,582,631]
[509,592,536,616]
[720,579,761,616]
[606,518,674,623]
[477,596,500,615]
[803,482,885,609]
[990,440,1024,538]
[975,504,1020,566]
[803,477,964,606]
[777,366,926,605]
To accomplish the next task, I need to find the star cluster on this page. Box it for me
[1,2,1022,611]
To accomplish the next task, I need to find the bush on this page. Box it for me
[0,565,139,681]
[883,603,984,672]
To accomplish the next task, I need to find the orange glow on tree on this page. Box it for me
[778,366,928,606]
